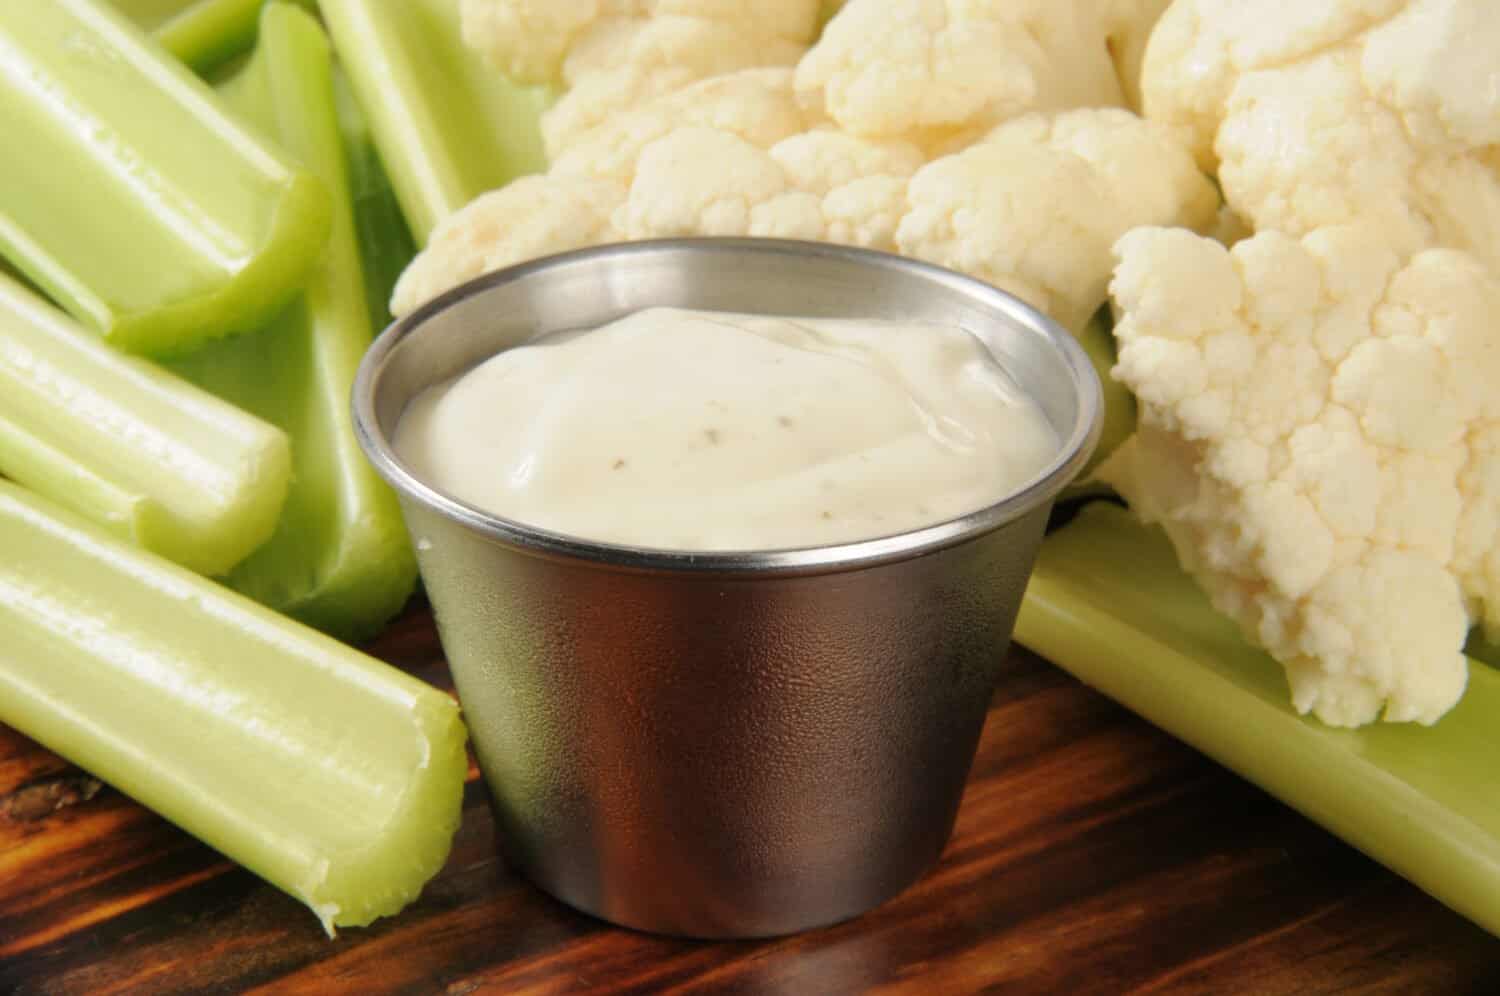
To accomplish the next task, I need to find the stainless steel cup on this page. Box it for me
[354,239,1101,939]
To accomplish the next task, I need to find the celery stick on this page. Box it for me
[0,480,467,932]
[168,4,416,641]
[1018,503,1500,938]
[320,0,551,243]
[0,272,290,577]
[119,0,316,74]
[0,0,330,356]
[1077,308,1135,475]
[334,70,418,331]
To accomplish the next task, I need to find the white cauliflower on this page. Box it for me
[390,176,625,316]
[1143,0,1500,272]
[1103,225,1500,726]
[542,15,809,157]
[1140,0,1407,168]
[1105,0,1174,111]
[897,108,1218,332]
[549,68,815,185]
[461,0,820,85]
[794,0,1128,148]
[612,126,918,251]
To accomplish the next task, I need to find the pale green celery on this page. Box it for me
[1076,308,1135,476]
[334,70,418,331]
[0,481,467,932]
[0,0,330,356]
[1017,503,1500,938]
[320,0,551,244]
[168,4,415,642]
[0,272,290,577]
[114,0,316,73]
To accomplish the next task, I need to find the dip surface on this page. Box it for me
[394,307,1059,551]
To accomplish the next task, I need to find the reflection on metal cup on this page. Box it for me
[354,239,1102,939]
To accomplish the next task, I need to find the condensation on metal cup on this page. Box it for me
[353,239,1102,939]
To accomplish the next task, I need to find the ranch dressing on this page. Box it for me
[394,307,1059,551]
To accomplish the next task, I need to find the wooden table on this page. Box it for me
[3,603,1498,995]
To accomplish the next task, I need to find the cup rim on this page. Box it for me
[353,238,1102,578]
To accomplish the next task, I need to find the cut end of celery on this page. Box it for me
[0,481,469,932]
[112,170,333,358]
[302,691,468,931]
[1020,502,1500,939]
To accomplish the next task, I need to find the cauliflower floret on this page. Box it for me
[768,130,925,195]
[550,69,814,185]
[1104,225,1500,726]
[1144,0,1500,272]
[614,127,792,238]
[543,16,808,157]
[1217,48,1500,274]
[896,108,1218,332]
[1104,0,1174,112]
[460,0,620,86]
[461,0,819,85]
[391,176,625,316]
[615,126,924,252]
[794,0,1127,147]
[1140,0,1407,168]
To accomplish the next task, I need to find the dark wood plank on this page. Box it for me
[2,605,1497,995]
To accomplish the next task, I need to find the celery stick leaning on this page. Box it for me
[0,0,329,355]
[1017,503,1500,937]
[320,0,550,243]
[169,3,416,641]
[0,272,290,576]
[115,0,316,73]
[0,480,467,933]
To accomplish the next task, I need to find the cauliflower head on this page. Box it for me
[390,176,625,316]
[896,107,1218,332]
[461,0,820,85]
[794,0,1128,148]
[612,126,919,251]
[1103,225,1500,726]
[541,15,809,157]
[549,68,815,185]
[1143,0,1500,273]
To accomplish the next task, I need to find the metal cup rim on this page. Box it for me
[353,238,1103,578]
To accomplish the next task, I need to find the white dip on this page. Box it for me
[394,307,1059,551]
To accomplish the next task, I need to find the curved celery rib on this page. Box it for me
[0,273,290,577]
[1077,309,1135,475]
[1018,503,1500,938]
[0,481,467,933]
[113,0,315,73]
[168,4,416,641]
[320,0,551,243]
[0,0,330,356]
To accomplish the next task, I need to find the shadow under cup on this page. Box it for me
[353,239,1102,939]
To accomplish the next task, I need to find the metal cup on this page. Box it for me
[354,239,1101,939]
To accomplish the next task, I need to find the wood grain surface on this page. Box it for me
[3,601,1498,995]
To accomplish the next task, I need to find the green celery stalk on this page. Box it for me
[1018,503,1500,938]
[0,272,290,577]
[1076,308,1135,475]
[334,70,418,331]
[0,480,467,932]
[0,0,330,356]
[319,0,551,243]
[114,0,316,74]
[168,3,416,641]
